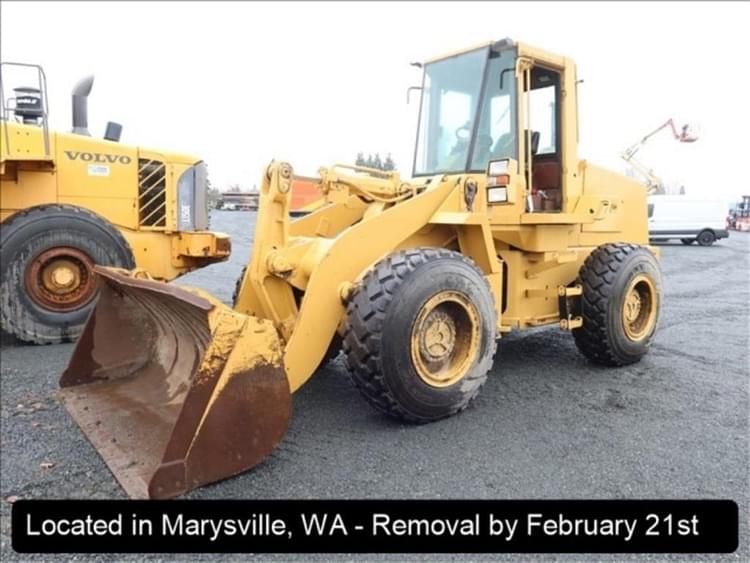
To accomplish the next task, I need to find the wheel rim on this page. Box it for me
[25,247,97,312]
[621,274,657,341]
[410,291,481,388]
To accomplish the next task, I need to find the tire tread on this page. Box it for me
[342,248,497,423]
[573,242,656,366]
[1,204,135,344]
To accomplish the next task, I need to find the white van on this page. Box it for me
[647,195,729,246]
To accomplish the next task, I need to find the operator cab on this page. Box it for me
[412,39,564,213]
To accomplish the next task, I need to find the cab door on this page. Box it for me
[516,63,564,214]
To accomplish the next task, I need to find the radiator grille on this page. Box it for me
[138,158,166,227]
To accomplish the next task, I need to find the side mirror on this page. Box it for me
[529,130,540,155]
[499,67,514,90]
[406,86,422,104]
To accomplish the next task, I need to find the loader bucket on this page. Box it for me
[59,267,291,499]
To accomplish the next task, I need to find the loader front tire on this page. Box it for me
[343,248,497,423]
[573,243,661,366]
[1,205,135,344]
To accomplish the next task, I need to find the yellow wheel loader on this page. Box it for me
[58,39,662,499]
[0,63,230,344]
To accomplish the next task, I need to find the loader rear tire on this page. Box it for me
[343,248,497,423]
[1,205,135,344]
[573,243,661,366]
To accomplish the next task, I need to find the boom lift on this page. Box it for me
[59,39,663,499]
[620,118,698,194]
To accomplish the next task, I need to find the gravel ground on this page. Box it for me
[1,211,748,561]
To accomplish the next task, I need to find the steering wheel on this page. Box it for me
[456,125,493,147]
[450,125,494,166]
[491,133,514,158]
[455,124,472,141]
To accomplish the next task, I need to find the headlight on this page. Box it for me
[177,162,209,231]
[487,187,508,204]
[488,159,509,176]
[487,158,511,205]
[177,167,195,231]
[194,162,208,230]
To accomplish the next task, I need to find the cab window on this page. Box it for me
[526,66,562,212]
[529,82,556,155]
[469,49,517,171]
[413,48,487,175]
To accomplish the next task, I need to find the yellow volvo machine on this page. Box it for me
[59,39,662,499]
[0,63,230,344]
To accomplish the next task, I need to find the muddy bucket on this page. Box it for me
[59,267,291,499]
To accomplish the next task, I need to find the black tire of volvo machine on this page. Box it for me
[0,205,135,344]
[573,243,662,366]
[343,248,497,423]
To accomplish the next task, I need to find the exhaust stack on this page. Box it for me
[71,75,94,136]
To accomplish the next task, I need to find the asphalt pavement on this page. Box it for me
[1,211,748,561]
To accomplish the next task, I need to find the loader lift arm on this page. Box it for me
[235,162,461,392]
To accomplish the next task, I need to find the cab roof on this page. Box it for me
[423,38,569,69]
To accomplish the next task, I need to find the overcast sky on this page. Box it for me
[2,1,748,202]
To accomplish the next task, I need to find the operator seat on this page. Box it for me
[489,130,539,160]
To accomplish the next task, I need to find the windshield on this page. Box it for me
[413,46,517,176]
[413,48,487,176]
[469,49,517,170]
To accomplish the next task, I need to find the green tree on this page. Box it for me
[355,152,396,171]
[205,171,222,209]
[383,153,395,171]
[207,187,222,209]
